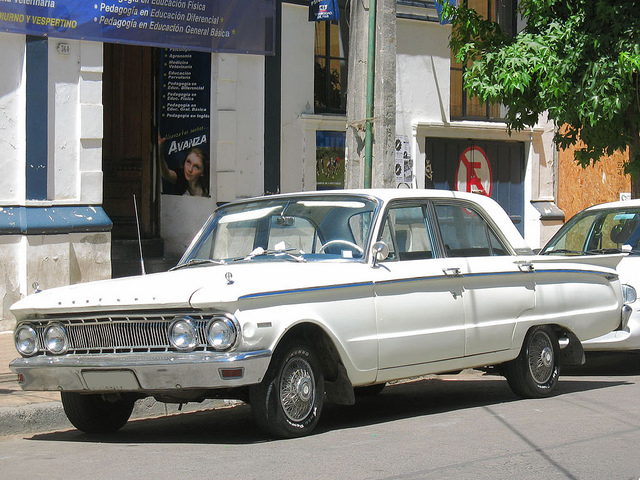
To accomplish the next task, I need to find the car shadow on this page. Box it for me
[563,351,640,376]
[28,373,629,445]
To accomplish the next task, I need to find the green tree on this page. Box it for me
[442,0,640,197]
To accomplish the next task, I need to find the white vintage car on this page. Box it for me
[10,189,631,438]
[540,199,640,351]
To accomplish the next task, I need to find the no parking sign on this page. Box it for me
[455,146,492,196]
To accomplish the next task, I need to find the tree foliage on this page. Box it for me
[442,0,640,179]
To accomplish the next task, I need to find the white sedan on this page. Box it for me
[540,199,640,351]
[10,189,630,438]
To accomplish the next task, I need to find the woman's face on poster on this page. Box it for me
[184,152,204,181]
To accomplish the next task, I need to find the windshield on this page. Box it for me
[541,207,640,256]
[178,194,379,266]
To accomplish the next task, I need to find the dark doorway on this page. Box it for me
[102,43,157,240]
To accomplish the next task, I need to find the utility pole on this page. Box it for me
[345,0,397,189]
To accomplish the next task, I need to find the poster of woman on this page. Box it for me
[157,48,211,197]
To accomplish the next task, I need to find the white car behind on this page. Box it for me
[540,199,640,350]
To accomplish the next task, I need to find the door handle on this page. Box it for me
[442,267,462,276]
[517,262,535,272]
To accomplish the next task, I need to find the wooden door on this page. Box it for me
[102,44,156,239]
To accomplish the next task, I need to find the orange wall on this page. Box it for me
[558,145,631,221]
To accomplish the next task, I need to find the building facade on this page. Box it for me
[0,0,565,330]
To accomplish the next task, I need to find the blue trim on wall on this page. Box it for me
[0,206,113,235]
[26,36,48,201]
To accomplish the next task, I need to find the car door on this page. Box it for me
[373,202,466,370]
[432,201,535,356]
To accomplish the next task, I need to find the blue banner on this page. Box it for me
[309,0,339,22]
[0,0,275,55]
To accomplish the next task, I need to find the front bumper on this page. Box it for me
[10,349,272,393]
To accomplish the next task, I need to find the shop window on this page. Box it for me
[314,7,349,114]
[450,0,515,121]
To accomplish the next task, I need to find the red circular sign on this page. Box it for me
[455,146,493,196]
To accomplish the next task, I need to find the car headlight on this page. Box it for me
[44,323,69,355]
[206,315,239,351]
[15,324,39,357]
[168,316,199,351]
[622,284,637,304]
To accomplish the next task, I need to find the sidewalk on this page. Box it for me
[0,331,68,436]
[0,331,234,436]
[0,331,61,407]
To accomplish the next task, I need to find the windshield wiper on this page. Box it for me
[585,248,625,254]
[170,259,225,271]
[542,248,586,255]
[232,246,307,263]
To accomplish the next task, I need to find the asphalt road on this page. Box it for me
[1,352,640,480]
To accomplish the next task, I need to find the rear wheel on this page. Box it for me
[250,341,324,438]
[504,325,560,398]
[61,392,135,433]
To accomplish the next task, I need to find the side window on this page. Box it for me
[382,205,433,261]
[435,203,509,257]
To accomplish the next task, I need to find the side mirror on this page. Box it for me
[371,241,389,267]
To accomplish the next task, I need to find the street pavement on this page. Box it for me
[0,330,235,437]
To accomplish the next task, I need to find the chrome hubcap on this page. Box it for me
[541,347,553,368]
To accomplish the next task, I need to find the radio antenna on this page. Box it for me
[133,194,146,275]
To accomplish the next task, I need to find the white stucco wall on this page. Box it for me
[0,237,21,332]
[48,40,104,205]
[235,54,266,198]
[281,4,316,193]
[0,33,26,205]
[0,37,110,331]
[396,20,450,131]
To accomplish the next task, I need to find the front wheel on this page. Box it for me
[504,325,560,398]
[61,392,135,433]
[250,341,324,438]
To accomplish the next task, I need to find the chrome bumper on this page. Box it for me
[9,350,272,393]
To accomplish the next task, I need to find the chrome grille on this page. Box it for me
[28,313,215,355]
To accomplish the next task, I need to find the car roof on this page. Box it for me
[227,189,530,252]
[247,188,496,203]
[580,199,640,212]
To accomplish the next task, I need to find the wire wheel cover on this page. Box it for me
[527,330,555,384]
[279,357,316,422]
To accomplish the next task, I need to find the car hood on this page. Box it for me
[10,260,371,320]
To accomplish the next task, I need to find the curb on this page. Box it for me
[0,397,240,437]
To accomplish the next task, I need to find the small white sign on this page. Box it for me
[395,135,414,188]
[57,43,71,56]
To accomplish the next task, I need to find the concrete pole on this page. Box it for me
[345,0,397,189]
